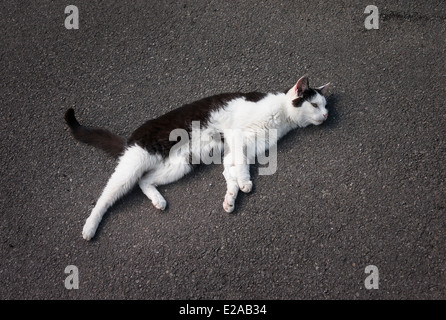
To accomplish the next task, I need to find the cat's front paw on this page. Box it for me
[239,180,253,193]
[152,197,167,210]
[223,193,236,213]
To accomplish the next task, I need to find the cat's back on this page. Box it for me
[129,92,268,138]
[127,92,264,155]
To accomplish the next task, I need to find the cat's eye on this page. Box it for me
[311,103,318,108]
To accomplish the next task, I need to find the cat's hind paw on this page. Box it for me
[239,180,253,193]
[82,219,97,241]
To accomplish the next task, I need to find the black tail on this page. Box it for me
[64,108,125,158]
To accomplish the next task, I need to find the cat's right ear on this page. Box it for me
[287,76,309,98]
[316,82,330,95]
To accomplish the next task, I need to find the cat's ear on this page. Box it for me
[316,82,330,95]
[288,76,309,98]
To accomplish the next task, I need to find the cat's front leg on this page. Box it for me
[222,165,239,213]
[226,146,253,194]
[236,164,253,193]
[224,134,253,196]
[139,176,167,210]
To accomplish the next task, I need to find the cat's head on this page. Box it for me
[285,76,330,126]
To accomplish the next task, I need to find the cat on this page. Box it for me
[65,75,330,240]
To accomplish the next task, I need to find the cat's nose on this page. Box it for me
[323,113,328,119]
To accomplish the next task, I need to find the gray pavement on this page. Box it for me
[1,0,445,299]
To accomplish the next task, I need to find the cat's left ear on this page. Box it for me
[316,82,330,95]
[288,76,309,98]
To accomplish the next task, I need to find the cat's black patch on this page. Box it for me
[127,92,266,158]
[292,88,318,108]
[244,91,268,102]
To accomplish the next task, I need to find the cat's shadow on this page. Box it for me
[323,93,341,128]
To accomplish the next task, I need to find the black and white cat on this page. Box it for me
[65,76,329,240]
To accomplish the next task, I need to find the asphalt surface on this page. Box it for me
[1,0,445,300]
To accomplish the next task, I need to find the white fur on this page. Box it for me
[81,81,328,239]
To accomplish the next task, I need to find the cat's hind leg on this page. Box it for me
[82,145,158,240]
[138,157,192,210]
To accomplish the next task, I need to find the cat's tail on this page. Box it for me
[64,108,126,158]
